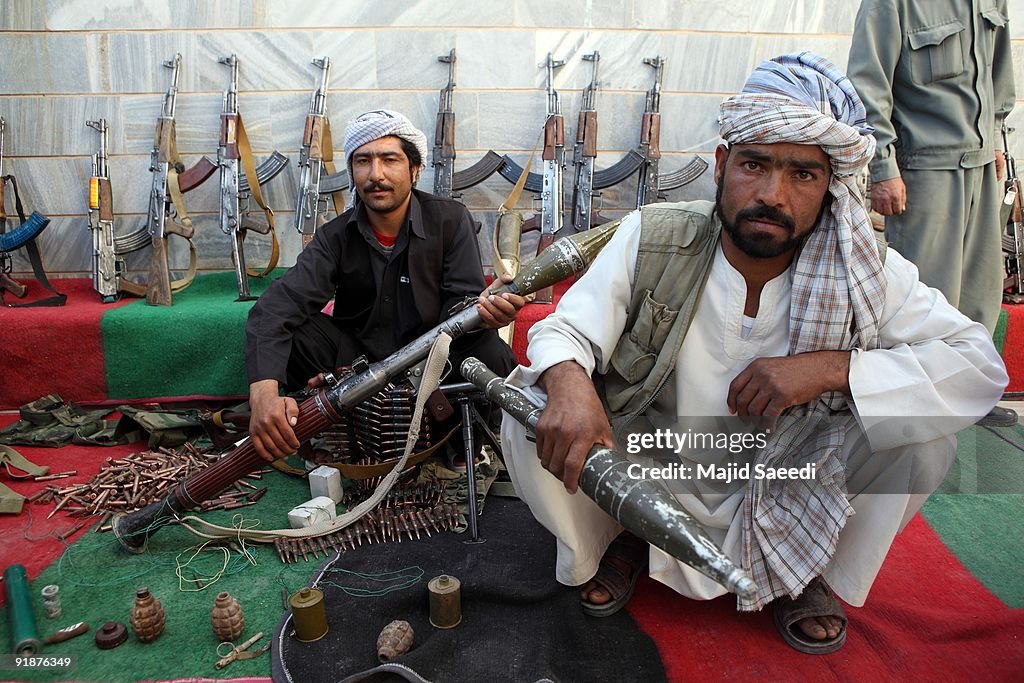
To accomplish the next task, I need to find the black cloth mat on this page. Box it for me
[272,497,667,683]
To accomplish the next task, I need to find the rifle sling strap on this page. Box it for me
[0,175,66,307]
[236,114,279,278]
[320,117,346,217]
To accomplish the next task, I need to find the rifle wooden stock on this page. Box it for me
[145,236,172,306]
[436,111,455,159]
[641,112,661,159]
[178,157,218,193]
[542,115,564,160]
[0,272,27,298]
[578,111,597,158]
[97,178,114,221]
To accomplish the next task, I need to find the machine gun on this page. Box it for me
[1002,124,1024,303]
[86,118,151,302]
[294,57,348,247]
[111,221,623,553]
[216,54,289,301]
[570,51,601,232]
[145,53,217,306]
[0,117,64,306]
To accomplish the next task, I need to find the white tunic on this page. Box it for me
[502,210,1007,607]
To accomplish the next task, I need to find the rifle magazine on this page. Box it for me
[451,151,504,191]
[658,156,709,191]
[497,156,543,193]
[592,150,645,190]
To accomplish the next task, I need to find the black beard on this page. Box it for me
[715,180,806,259]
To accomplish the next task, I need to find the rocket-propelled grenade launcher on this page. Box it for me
[458,357,758,601]
[111,219,624,553]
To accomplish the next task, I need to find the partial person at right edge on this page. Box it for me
[847,0,1017,426]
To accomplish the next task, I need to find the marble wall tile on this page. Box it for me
[750,35,853,72]
[266,0,514,29]
[45,0,269,31]
[631,0,752,33]
[456,31,539,90]
[1012,0,1024,39]
[0,34,93,94]
[749,1,858,35]
[0,0,45,30]
[514,0,631,29]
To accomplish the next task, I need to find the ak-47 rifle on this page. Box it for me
[428,48,509,198]
[294,57,348,248]
[216,54,289,301]
[433,49,458,198]
[145,54,217,306]
[111,221,623,553]
[86,118,150,302]
[0,117,65,306]
[1001,123,1024,303]
[570,51,601,232]
[635,56,708,207]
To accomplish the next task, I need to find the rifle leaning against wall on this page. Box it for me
[294,56,348,248]
[0,116,65,307]
[216,54,289,301]
[86,118,151,302]
[144,53,218,307]
[634,56,708,207]
[498,56,709,210]
[429,48,511,199]
[1001,123,1024,303]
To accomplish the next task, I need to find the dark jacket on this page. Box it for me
[246,190,488,384]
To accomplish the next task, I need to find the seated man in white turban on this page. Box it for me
[500,53,1007,654]
[246,109,524,461]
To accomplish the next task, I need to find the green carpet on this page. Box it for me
[994,307,1008,355]
[0,466,324,683]
[101,270,285,400]
[923,423,1024,608]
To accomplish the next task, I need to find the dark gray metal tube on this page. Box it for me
[460,357,758,600]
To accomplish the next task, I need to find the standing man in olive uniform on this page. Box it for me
[848,0,1015,424]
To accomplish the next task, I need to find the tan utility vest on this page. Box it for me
[600,200,886,430]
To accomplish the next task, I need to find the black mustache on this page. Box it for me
[362,182,394,193]
[735,206,795,232]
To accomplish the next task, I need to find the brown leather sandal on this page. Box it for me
[580,532,649,618]
[772,576,848,654]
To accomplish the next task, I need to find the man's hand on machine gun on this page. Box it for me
[249,379,301,461]
[476,272,526,329]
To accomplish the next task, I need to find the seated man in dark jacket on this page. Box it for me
[245,109,523,461]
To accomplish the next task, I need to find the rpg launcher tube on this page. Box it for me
[112,218,623,554]
[459,357,758,601]
[4,564,42,655]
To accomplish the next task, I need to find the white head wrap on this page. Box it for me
[343,109,429,171]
